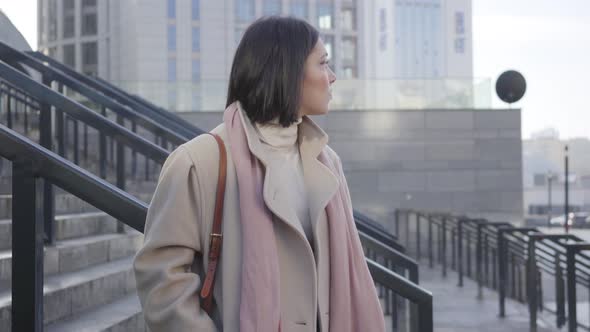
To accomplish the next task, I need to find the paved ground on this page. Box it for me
[418,261,559,331]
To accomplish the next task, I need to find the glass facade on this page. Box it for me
[63,44,75,68]
[167,0,176,19]
[290,0,308,19]
[167,25,176,51]
[323,35,334,61]
[341,7,356,30]
[263,0,282,15]
[236,0,255,23]
[192,59,201,82]
[192,0,200,20]
[82,41,98,76]
[81,0,98,36]
[168,58,177,81]
[63,0,75,38]
[317,1,334,30]
[48,0,57,42]
[192,27,200,52]
[394,0,443,78]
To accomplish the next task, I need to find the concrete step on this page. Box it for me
[0,256,136,329]
[0,188,156,219]
[0,231,143,283]
[45,293,145,332]
[0,212,120,251]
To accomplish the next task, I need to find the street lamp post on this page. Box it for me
[564,145,569,233]
[547,171,554,228]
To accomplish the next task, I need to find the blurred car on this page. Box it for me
[550,212,590,228]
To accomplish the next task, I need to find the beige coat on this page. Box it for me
[134,108,351,332]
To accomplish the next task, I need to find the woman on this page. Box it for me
[133,16,385,332]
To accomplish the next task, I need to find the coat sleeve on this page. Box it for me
[133,145,218,332]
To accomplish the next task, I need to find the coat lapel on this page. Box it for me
[236,104,339,240]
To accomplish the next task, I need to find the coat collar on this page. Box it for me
[236,102,339,240]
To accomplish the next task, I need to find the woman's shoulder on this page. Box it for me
[174,123,228,172]
[156,123,228,176]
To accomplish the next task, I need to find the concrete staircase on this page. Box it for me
[0,190,150,331]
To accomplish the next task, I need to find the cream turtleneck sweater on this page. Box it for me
[252,117,313,244]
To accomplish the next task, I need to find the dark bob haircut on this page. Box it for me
[226,16,319,127]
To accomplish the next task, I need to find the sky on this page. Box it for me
[1,0,589,140]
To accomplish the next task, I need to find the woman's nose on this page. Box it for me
[329,67,336,84]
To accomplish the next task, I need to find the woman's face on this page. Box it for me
[298,39,336,117]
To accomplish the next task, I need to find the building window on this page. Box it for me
[192,27,200,52]
[48,0,57,42]
[341,7,356,30]
[342,37,357,62]
[63,0,75,38]
[235,27,245,45]
[168,25,176,51]
[168,58,176,81]
[63,44,75,68]
[342,66,357,79]
[82,41,98,76]
[454,38,465,53]
[48,47,57,58]
[533,174,547,187]
[323,35,334,60]
[455,11,465,34]
[81,0,98,36]
[192,0,200,20]
[81,13,97,36]
[290,0,308,19]
[317,1,333,30]
[167,0,176,19]
[192,59,200,82]
[263,0,282,15]
[236,0,255,23]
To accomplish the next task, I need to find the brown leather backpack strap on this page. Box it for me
[199,133,227,316]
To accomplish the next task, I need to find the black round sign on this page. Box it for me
[495,70,526,104]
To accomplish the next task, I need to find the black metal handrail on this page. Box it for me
[0,123,146,331]
[397,208,590,332]
[0,60,169,164]
[0,42,193,145]
[25,50,202,139]
[367,259,433,332]
[1,123,433,332]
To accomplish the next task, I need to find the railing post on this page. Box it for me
[407,210,411,251]
[442,216,447,278]
[73,119,79,164]
[555,255,566,328]
[416,213,421,260]
[538,269,543,312]
[56,83,65,157]
[428,214,433,268]
[466,230,472,278]
[498,228,507,317]
[394,209,400,237]
[477,222,484,299]
[6,93,11,128]
[132,120,137,178]
[457,217,465,287]
[566,245,578,332]
[11,159,44,332]
[99,106,107,179]
[40,74,55,245]
[510,252,516,299]
[527,237,538,332]
[116,114,126,233]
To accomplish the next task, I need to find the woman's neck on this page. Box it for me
[253,117,302,148]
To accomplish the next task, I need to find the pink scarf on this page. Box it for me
[223,103,385,332]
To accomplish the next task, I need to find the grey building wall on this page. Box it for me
[178,108,524,229]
